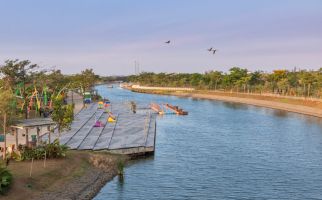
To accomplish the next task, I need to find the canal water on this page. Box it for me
[94,85,322,200]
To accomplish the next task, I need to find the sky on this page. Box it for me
[0,0,321,75]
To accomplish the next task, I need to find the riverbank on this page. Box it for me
[1,91,129,200]
[131,88,322,118]
[2,151,125,200]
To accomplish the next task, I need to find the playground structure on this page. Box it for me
[94,100,116,126]
[13,83,56,118]
[98,101,104,109]
[2,96,157,156]
[150,103,188,115]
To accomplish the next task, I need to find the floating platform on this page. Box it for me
[150,103,164,115]
[164,104,188,115]
[58,102,157,155]
[150,103,188,115]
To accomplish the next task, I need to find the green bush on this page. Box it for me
[17,139,69,161]
[45,139,69,158]
[0,163,12,195]
[117,158,125,176]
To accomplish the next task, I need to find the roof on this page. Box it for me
[11,118,56,129]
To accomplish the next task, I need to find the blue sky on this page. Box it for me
[0,0,321,75]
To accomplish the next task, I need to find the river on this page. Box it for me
[94,85,322,200]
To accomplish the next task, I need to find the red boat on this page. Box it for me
[164,104,188,115]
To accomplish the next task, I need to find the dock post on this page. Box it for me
[153,120,157,155]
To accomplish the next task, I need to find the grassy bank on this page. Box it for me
[2,151,126,200]
[131,88,322,118]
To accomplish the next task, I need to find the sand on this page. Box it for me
[175,92,322,118]
[131,88,322,118]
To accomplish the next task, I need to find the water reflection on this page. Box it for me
[118,175,124,187]
[221,101,249,110]
[270,109,289,118]
[94,86,322,200]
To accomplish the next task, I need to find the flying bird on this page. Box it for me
[208,47,213,51]
[165,40,170,44]
[213,49,217,54]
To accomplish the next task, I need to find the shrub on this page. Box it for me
[117,158,125,176]
[45,139,69,158]
[0,163,12,195]
[17,139,69,161]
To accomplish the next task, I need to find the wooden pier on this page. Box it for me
[44,102,157,155]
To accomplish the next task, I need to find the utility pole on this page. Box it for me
[23,66,28,119]
[134,61,140,75]
[137,62,140,74]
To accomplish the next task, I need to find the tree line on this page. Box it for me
[0,59,100,134]
[127,67,322,98]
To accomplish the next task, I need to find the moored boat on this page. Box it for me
[164,104,188,115]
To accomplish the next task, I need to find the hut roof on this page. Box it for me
[11,118,56,129]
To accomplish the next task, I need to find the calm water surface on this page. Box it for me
[94,85,322,200]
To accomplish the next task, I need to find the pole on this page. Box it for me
[37,127,40,146]
[3,113,6,160]
[15,128,18,150]
[47,126,51,144]
[25,128,29,147]
[30,158,34,177]
[23,67,28,119]
[44,151,46,168]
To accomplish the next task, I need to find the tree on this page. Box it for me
[0,59,39,119]
[80,68,99,90]
[206,71,222,90]
[127,68,321,97]
[43,69,68,91]
[0,82,15,160]
[277,78,290,95]
[51,94,74,135]
[227,67,248,92]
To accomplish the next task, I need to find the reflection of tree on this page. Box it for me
[271,110,288,118]
[221,102,249,111]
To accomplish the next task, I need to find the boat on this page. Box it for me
[106,85,114,88]
[164,104,188,115]
[150,103,164,115]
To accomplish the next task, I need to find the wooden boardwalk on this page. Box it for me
[58,102,157,155]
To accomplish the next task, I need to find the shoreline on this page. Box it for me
[130,88,322,118]
[37,152,121,200]
[4,151,123,200]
